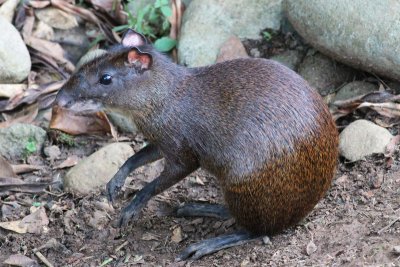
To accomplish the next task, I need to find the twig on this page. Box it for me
[378,216,400,234]
[33,251,54,267]
[115,240,129,252]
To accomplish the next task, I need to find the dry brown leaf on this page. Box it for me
[35,6,78,30]
[0,177,52,193]
[12,164,43,174]
[141,232,160,241]
[49,105,113,135]
[385,134,400,158]
[0,103,39,129]
[54,155,79,169]
[357,102,400,118]
[25,36,75,72]
[1,81,64,112]
[0,156,17,178]
[0,0,19,22]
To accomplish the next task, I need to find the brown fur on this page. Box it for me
[55,40,338,236]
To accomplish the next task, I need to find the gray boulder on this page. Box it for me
[334,81,378,102]
[0,123,47,160]
[0,16,31,83]
[285,0,400,81]
[179,0,283,67]
[339,120,393,161]
[298,52,354,96]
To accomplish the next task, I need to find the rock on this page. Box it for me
[270,50,303,70]
[216,36,248,63]
[334,81,378,102]
[339,120,393,161]
[0,123,47,160]
[298,52,354,96]
[285,0,400,82]
[63,143,134,194]
[0,16,31,83]
[179,0,283,67]
[0,0,19,22]
[43,145,61,161]
[35,7,78,30]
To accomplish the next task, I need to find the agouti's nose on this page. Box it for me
[54,90,73,108]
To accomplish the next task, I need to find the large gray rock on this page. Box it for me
[285,0,400,81]
[179,0,283,67]
[0,123,47,160]
[334,81,378,102]
[298,52,354,96]
[339,120,393,161]
[0,16,31,83]
[63,143,134,194]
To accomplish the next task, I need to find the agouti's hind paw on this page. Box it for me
[106,174,126,204]
[176,231,258,261]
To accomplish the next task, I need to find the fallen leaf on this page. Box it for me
[0,103,39,129]
[49,105,114,136]
[11,164,43,174]
[0,156,17,178]
[35,7,78,30]
[0,177,53,193]
[3,254,39,267]
[28,0,51,8]
[54,155,79,169]
[0,220,28,233]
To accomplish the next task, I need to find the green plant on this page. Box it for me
[25,139,37,154]
[262,31,272,41]
[114,0,176,52]
[58,133,75,147]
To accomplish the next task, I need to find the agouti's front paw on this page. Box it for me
[106,175,125,204]
[115,202,141,227]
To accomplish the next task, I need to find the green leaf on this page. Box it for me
[113,24,130,32]
[25,140,37,153]
[160,0,169,6]
[160,6,172,17]
[154,37,176,52]
[32,202,42,207]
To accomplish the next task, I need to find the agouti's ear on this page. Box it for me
[122,29,148,47]
[127,48,153,70]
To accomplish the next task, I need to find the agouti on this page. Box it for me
[54,30,338,260]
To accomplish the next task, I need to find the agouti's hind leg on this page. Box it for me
[176,203,230,219]
[106,144,161,203]
[176,231,258,261]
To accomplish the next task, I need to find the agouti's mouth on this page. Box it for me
[55,99,104,115]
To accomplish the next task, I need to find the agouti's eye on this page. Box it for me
[100,74,112,85]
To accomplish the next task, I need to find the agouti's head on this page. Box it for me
[54,30,172,115]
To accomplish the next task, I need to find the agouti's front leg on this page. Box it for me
[117,160,198,227]
[106,144,162,203]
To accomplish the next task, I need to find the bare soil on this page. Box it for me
[0,132,399,267]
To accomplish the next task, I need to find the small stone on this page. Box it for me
[216,36,249,63]
[306,240,317,255]
[262,235,272,245]
[63,143,134,194]
[339,120,393,161]
[171,226,183,243]
[43,145,61,160]
[0,123,47,160]
[393,246,400,255]
[0,16,31,83]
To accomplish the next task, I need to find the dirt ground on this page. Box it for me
[0,132,400,267]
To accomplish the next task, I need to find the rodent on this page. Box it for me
[54,30,338,258]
